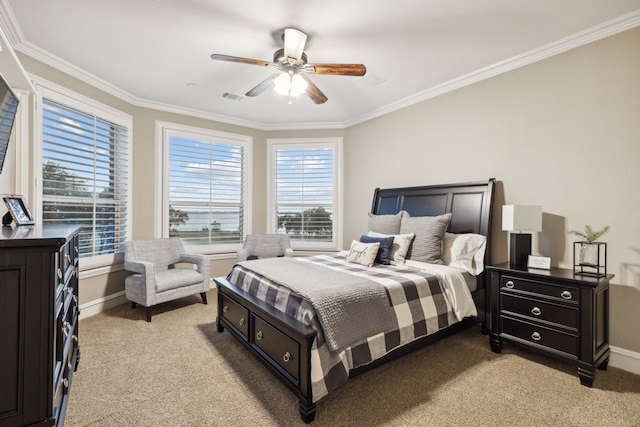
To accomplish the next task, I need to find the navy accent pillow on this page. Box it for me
[359,235,394,265]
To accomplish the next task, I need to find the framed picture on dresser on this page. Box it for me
[2,194,35,226]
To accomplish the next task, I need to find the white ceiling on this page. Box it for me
[2,0,640,129]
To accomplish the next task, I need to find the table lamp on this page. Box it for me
[502,205,542,267]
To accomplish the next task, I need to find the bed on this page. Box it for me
[214,179,495,423]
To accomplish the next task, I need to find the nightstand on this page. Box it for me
[487,262,612,387]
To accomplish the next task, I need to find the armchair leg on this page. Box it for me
[146,307,152,322]
[131,302,137,308]
[200,292,208,305]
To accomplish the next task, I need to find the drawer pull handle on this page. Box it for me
[57,269,63,280]
[62,321,70,337]
[561,290,572,300]
[283,352,291,363]
[223,305,229,313]
[65,254,72,263]
[505,280,515,289]
[239,318,246,326]
[531,332,542,341]
[256,331,263,340]
[72,335,78,342]
[531,307,542,316]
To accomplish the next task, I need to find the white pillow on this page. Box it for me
[346,240,380,267]
[442,232,487,276]
[367,231,415,263]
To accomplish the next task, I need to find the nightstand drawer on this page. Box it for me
[501,293,579,329]
[501,316,578,356]
[502,276,579,303]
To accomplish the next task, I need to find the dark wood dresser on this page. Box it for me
[487,262,612,387]
[0,224,81,427]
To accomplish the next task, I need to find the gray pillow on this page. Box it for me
[367,211,405,235]
[399,213,452,264]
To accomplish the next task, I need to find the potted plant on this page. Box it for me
[568,225,609,276]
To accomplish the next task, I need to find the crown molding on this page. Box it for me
[344,9,640,128]
[2,1,639,131]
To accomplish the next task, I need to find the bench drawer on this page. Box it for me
[220,295,249,339]
[252,314,300,382]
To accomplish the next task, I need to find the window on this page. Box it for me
[158,123,252,252]
[39,92,131,264]
[267,138,342,251]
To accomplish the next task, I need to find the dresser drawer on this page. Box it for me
[501,316,578,357]
[220,295,249,339]
[502,276,579,303]
[501,293,579,330]
[253,315,300,382]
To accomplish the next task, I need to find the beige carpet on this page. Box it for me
[66,289,640,426]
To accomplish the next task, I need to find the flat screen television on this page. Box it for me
[0,73,19,174]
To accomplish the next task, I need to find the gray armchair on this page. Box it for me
[124,238,210,322]
[237,234,293,261]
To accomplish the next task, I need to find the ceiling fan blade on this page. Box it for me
[308,63,366,76]
[211,54,270,67]
[300,74,328,104]
[245,74,279,97]
[283,28,307,63]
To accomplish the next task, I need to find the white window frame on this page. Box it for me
[266,137,343,252]
[156,121,252,254]
[34,78,133,270]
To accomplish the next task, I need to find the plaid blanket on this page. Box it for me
[236,257,397,351]
[226,254,459,402]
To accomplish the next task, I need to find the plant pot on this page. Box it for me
[578,243,599,267]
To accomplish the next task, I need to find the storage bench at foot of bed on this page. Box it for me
[215,277,318,423]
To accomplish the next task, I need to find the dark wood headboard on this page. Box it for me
[371,178,496,266]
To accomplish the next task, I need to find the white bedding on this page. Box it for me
[336,250,478,321]
[402,260,478,320]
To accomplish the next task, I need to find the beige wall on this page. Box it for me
[343,28,640,351]
[12,54,344,307]
[129,107,268,238]
[7,28,639,352]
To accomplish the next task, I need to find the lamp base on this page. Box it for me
[509,233,532,268]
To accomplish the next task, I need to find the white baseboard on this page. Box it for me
[609,345,640,376]
[78,291,128,320]
[76,292,640,378]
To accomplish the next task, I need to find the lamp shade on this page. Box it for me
[502,205,542,232]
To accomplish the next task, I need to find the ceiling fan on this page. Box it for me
[211,28,366,104]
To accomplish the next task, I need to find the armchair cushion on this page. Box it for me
[237,234,293,261]
[155,268,206,293]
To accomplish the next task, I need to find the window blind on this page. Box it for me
[273,146,334,242]
[42,99,129,258]
[168,135,244,246]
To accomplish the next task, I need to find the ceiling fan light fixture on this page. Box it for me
[211,27,363,105]
[274,72,308,101]
[290,73,308,95]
